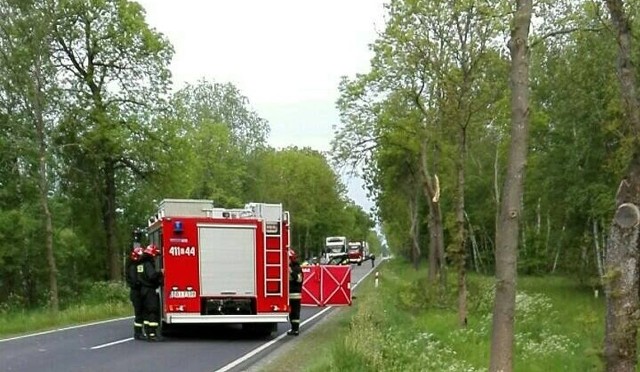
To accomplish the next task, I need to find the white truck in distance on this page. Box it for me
[324,236,348,262]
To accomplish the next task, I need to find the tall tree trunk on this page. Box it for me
[32,53,58,312]
[603,1,640,370]
[302,225,309,260]
[466,212,483,273]
[581,237,589,271]
[544,213,551,261]
[103,158,120,280]
[489,1,532,371]
[551,243,561,273]
[604,201,640,372]
[427,210,439,282]
[593,220,604,282]
[420,144,445,286]
[454,126,468,327]
[408,190,421,269]
[494,144,501,235]
[551,223,566,273]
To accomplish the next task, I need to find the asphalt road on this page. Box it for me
[0,261,380,372]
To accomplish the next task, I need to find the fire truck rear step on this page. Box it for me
[166,313,289,324]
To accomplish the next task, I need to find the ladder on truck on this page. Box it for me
[248,203,286,298]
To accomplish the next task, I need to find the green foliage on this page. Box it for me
[519,7,620,279]
[50,0,175,279]
[333,0,513,272]
[0,0,368,308]
[78,281,129,306]
[395,274,455,313]
[268,259,605,371]
[365,230,385,256]
[332,260,488,371]
[246,146,374,258]
[331,0,631,288]
[325,342,376,372]
[0,0,364,307]
[171,79,270,154]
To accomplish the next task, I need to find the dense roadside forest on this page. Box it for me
[331,0,633,295]
[4,0,640,369]
[334,0,625,284]
[0,0,379,313]
[330,0,640,370]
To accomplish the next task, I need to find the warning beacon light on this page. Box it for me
[173,220,183,233]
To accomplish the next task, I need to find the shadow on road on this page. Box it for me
[159,323,281,342]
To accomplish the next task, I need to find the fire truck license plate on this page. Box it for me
[168,246,196,256]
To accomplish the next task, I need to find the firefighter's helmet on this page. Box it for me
[144,244,160,257]
[130,246,144,262]
[288,249,298,263]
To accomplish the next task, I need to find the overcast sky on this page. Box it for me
[135,0,387,212]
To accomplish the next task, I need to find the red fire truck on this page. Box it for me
[146,199,291,336]
[347,241,364,265]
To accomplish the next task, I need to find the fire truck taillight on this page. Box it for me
[169,304,186,312]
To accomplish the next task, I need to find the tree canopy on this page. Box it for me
[0,0,373,309]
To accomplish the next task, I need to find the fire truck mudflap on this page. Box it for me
[147,199,291,334]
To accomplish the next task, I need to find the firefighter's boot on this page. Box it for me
[133,323,144,340]
[146,322,160,342]
[143,321,151,340]
[287,321,300,336]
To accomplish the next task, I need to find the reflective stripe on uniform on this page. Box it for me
[143,321,150,325]
[290,293,302,299]
[134,322,143,327]
[291,319,300,323]
[148,322,159,327]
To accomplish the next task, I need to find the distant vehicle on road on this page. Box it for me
[347,241,365,265]
[327,253,351,266]
[324,236,348,261]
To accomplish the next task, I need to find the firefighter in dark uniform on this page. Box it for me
[287,249,303,336]
[137,244,163,341]
[126,243,145,340]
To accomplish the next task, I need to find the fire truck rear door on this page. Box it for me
[198,224,256,296]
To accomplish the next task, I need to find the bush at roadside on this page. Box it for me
[302,259,604,371]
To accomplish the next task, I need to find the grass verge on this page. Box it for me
[253,264,384,372]
[255,259,606,372]
[0,281,131,339]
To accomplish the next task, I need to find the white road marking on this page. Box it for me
[214,262,383,372]
[90,337,134,350]
[214,307,333,372]
[0,316,132,343]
